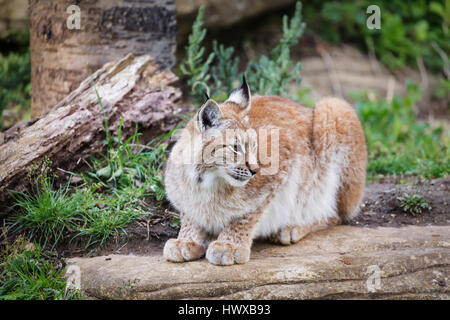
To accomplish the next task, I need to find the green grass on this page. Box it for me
[70,185,150,248]
[8,185,79,250]
[0,236,82,300]
[7,124,171,250]
[84,119,168,202]
[354,82,449,179]
[8,165,80,249]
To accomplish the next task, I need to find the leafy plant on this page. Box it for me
[210,40,240,100]
[72,120,173,247]
[70,186,147,248]
[246,2,305,97]
[296,87,315,108]
[181,2,306,104]
[84,119,171,202]
[397,193,430,216]
[179,6,215,101]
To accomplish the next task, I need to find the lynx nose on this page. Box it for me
[246,162,259,175]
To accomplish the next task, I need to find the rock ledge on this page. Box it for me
[69,225,449,299]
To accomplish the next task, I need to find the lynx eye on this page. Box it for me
[231,144,242,153]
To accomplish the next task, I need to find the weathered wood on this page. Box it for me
[0,54,182,205]
[30,0,177,116]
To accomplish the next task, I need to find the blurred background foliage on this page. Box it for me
[0,0,448,179]
[0,26,30,128]
[307,0,449,72]
[180,2,449,179]
[0,0,449,129]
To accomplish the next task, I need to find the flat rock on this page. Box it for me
[69,225,449,299]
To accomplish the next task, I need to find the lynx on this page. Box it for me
[163,78,367,265]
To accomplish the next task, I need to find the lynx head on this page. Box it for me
[193,77,259,187]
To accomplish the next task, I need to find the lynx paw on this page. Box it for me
[163,239,206,262]
[271,225,310,245]
[206,240,250,266]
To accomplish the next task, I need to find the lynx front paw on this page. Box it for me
[271,225,310,245]
[163,239,206,263]
[206,240,250,266]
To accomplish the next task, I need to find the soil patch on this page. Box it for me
[349,177,449,228]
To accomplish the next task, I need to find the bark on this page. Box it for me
[29,0,177,117]
[0,54,182,205]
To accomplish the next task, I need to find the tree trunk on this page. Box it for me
[0,54,182,206]
[29,0,177,117]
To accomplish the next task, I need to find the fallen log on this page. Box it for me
[0,54,182,206]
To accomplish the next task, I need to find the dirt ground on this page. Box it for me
[64,177,449,258]
[349,177,449,227]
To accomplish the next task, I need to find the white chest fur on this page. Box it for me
[256,155,342,237]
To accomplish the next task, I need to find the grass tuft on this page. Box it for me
[0,235,83,300]
[8,172,79,249]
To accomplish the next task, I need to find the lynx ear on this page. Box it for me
[226,75,251,113]
[196,99,222,131]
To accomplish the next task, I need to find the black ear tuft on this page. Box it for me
[197,100,221,131]
[242,75,248,92]
[204,91,210,102]
[226,74,251,112]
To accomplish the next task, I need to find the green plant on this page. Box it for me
[353,81,450,178]
[179,6,215,101]
[0,49,31,128]
[7,91,174,250]
[210,40,240,101]
[397,193,430,216]
[71,121,173,247]
[181,2,306,104]
[84,119,171,202]
[0,237,82,300]
[246,2,305,97]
